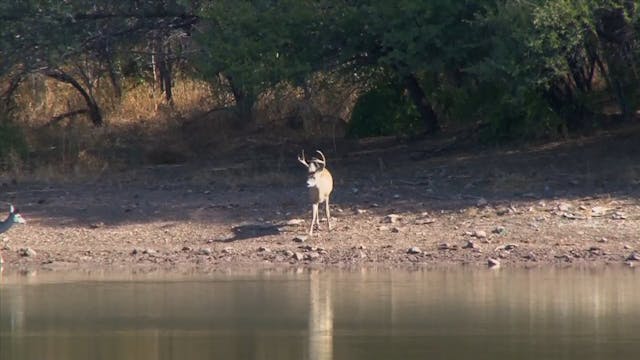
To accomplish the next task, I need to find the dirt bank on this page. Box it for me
[1,129,640,272]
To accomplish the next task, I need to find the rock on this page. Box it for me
[612,212,627,220]
[385,214,402,223]
[293,252,305,261]
[283,250,294,257]
[415,218,436,225]
[524,253,537,261]
[476,197,488,207]
[305,252,320,261]
[463,240,477,249]
[221,247,234,254]
[378,226,390,231]
[181,246,192,252]
[591,206,608,217]
[391,227,402,233]
[626,253,640,261]
[496,207,509,216]
[286,219,305,226]
[487,258,500,268]
[89,222,105,229]
[624,244,632,250]
[357,244,366,250]
[293,235,308,243]
[494,244,517,251]
[492,226,506,235]
[258,246,271,253]
[18,247,37,257]
[356,208,367,215]
[407,247,422,254]
[198,248,212,255]
[558,202,572,212]
[473,230,487,239]
[142,248,156,255]
[131,248,139,255]
[597,237,608,243]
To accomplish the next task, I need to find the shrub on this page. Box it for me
[347,82,423,138]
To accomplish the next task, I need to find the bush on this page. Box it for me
[347,82,423,138]
[0,112,28,170]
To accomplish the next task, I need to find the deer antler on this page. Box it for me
[297,150,309,167]
[315,150,326,164]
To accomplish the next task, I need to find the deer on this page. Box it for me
[298,150,334,235]
[0,205,26,266]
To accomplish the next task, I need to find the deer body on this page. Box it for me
[0,205,26,265]
[298,150,333,235]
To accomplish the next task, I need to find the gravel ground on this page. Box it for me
[1,129,640,272]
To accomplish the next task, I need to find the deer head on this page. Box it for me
[298,150,326,174]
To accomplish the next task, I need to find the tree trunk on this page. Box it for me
[596,5,637,121]
[404,73,439,134]
[106,55,122,99]
[226,74,254,122]
[162,45,173,103]
[42,68,103,126]
[154,38,173,104]
[2,72,24,109]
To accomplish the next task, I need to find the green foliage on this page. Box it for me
[456,0,640,139]
[347,82,423,138]
[1,0,640,143]
[0,112,28,168]
[195,1,320,95]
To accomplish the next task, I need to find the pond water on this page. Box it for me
[1,267,639,360]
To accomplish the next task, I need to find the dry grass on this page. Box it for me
[5,75,222,180]
[2,71,358,182]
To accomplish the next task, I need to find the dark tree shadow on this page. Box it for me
[5,123,640,230]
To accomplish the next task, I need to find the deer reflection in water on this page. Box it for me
[308,270,333,360]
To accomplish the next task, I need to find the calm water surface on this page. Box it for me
[1,267,639,359]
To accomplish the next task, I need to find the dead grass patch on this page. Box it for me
[3,71,361,181]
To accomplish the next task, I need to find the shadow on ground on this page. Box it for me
[5,124,640,234]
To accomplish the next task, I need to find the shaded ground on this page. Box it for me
[1,125,640,272]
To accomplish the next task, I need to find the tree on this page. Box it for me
[0,0,198,126]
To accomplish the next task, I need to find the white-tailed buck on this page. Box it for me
[298,150,333,235]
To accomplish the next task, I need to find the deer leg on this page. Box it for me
[316,204,322,232]
[325,197,331,231]
[309,203,318,235]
